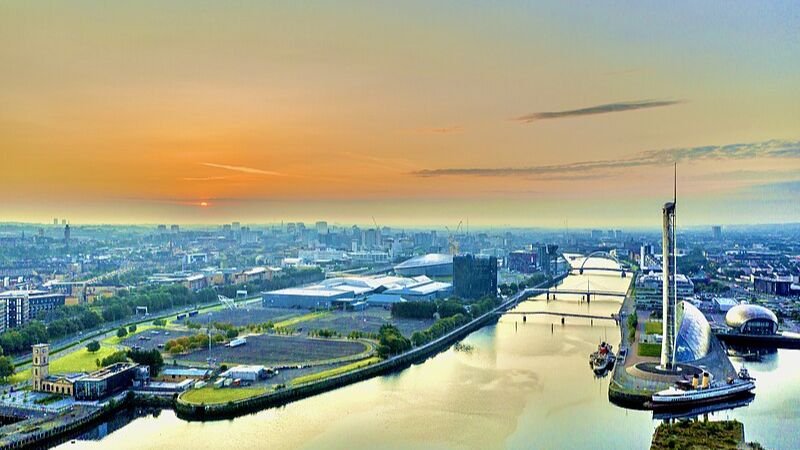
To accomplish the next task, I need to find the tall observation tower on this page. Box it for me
[660,166,678,370]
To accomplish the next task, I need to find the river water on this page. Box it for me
[57,268,800,449]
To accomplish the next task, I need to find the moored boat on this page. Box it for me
[589,341,615,374]
[650,367,755,408]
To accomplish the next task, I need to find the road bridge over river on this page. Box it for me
[500,310,619,322]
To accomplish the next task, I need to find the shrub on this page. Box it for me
[86,340,101,353]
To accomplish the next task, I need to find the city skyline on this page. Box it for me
[2,2,799,226]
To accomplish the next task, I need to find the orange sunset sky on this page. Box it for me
[2,2,799,227]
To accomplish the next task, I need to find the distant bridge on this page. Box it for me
[499,310,619,322]
[518,287,627,300]
[569,250,629,277]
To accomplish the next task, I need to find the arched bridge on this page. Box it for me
[571,251,629,277]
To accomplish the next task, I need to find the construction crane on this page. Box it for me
[445,220,463,255]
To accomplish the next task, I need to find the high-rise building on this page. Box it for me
[316,221,328,235]
[62,219,67,225]
[537,244,559,276]
[660,198,677,370]
[639,244,654,268]
[53,218,58,225]
[453,254,498,300]
[712,225,722,240]
[64,224,70,245]
[170,224,180,233]
[362,229,379,250]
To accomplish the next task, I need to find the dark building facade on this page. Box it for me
[507,250,537,274]
[73,363,149,401]
[0,290,67,328]
[753,276,793,296]
[453,255,498,300]
[28,292,67,319]
[537,244,559,277]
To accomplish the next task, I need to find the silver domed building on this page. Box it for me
[394,253,453,277]
[725,304,779,335]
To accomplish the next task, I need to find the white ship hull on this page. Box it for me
[651,381,755,407]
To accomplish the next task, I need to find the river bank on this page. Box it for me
[11,275,567,447]
[176,274,568,420]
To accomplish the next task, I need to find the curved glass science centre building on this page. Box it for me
[394,254,453,277]
[673,301,713,363]
[725,304,779,335]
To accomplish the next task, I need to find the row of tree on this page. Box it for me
[96,348,164,376]
[410,313,470,347]
[0,267,323,356]
[377,324,411,358]
[498,272,550,297]
[164,332,226,355]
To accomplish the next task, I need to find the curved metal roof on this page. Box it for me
[394,253,453,270]
[725,304,778,328]
[675,301,712,362]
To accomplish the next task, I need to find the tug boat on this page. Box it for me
[650,367,756,408]
[589,341,615,374]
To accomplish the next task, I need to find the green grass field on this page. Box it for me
[10,346,118,384]
[644,321,662,335]
[101,324,161,346]
[637,342,662,357]
[290,356,381,386]
[9,324,159,384]
[180,385,268,404]
[273,311,331,329]
[651,420,749,450]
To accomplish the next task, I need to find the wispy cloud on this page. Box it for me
[423,126,464,134]
[180,175,231,182]
[404,125,464,135]
[342,152,416,170]
[201,162,285,177]
[512,99,682,123]
[413,139,800,178]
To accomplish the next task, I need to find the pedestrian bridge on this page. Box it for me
[567,250,630,277]
[499,310,619,322]
[520,287,627,299]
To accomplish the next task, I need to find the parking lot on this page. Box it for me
[180,334,369,366]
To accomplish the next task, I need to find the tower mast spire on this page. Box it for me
[674,162,677,204]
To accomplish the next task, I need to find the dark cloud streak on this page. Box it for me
[513,99,682,123]
[413,140,800,178]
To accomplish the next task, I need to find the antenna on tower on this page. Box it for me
[673,162,677,204]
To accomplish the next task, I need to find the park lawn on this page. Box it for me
[9,346,118,384]
[290,357,382,386]
[180,385,268,404]
[273,311,331,329]
[102,324,160,346]
[638,342,662,357]
[644,321,662,335]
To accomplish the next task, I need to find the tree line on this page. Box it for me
[498,272,550,297]
[0,267,323,355]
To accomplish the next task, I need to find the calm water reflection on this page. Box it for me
[57,273,800,449]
